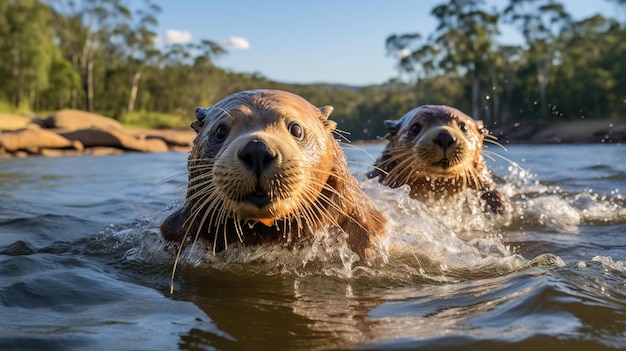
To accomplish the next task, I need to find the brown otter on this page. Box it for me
[161,89,386,259]
[367,105,506,213]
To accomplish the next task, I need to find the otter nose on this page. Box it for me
[433,130,456,150]
[238,140,277,177]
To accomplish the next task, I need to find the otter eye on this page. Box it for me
[410,123,421,136]
[289,123,303,140]
[458,122,468,133]
[213,124,229,142]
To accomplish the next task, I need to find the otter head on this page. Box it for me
[369,105,490,195]
[187,89,338,227]
[161,89,386,259]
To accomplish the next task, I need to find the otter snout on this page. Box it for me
[238,139,277,177]
[433,130,457,151]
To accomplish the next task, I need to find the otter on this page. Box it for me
[161,89,386,259]
[367,105,506,213]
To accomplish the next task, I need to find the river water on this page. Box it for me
[0,144,625,350]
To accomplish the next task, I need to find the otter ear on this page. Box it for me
[318,105,337,130]
[191,107,211,133]
[384,119,402,136]
[319,105,334,119]
[475,120,489,136]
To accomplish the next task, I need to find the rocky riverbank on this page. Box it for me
[490,120,626,144]
[1,111,624,158]
[0,110,195,158]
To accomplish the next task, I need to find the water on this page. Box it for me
[1,144,625,350]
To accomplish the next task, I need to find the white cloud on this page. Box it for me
[224,36,250,50]
[164,29,192,45]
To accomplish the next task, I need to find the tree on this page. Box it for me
[51,0,131,111]
[504,0,571,119]
[430,0,499,120]
[552,15,621,119]
[43,56,83,109]
[385,1,499,120]
[117,0,161,114]
[0,0,58,109]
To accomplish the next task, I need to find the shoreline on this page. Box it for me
[1,111,625,158]
[0,110,196,158]
[490,120,626,145]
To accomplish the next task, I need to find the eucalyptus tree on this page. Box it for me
[386,33,425,81]
[503,0,571,119]
[494,44,523,124]
[429,0,499,120]
[117,0,161,113]
[552,15,622,119]
[50,0,131,111]
[385,0,498,120]
[42,52,83,109]
[188,39,227,107]
[0,0,58,109]
[141,38,226,114]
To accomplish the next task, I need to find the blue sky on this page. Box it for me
[152,0,620,86]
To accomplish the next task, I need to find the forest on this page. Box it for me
[1,0,625,140]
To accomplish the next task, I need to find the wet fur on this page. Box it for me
[161,90,386,259]
[367,105,506,213]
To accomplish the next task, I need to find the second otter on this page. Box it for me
[368,105,506,213]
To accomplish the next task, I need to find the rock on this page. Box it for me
[128,129,194,148]
[0,113,38,130]
[39,148,84,157]
[60,128,168,152]
[45,109,124,131]
[169,145,192,153]
[140,138,170,152]
[84,147,125,156]
[0,129,83,153]
[60,129,126,148]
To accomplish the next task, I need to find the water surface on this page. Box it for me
[1,144,625,350]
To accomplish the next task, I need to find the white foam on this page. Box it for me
[145,176,562,282]
[127,162,626,281]
[591,256,626,273]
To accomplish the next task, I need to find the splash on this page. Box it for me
[121,161,626,285]
[497,165,626,232]
[591,256,626,275]
[136,175,564,286]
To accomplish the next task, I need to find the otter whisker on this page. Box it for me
[305,176,375,235]
[340,142,381,163]
[483,150,525,173]
[332,129,352,144]
[162,89,388,293]
[346,160,389,173]
[386,154,420,187]
[484,141,507,152]
[147,170,188,195]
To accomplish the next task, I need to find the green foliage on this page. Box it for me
[0,0,624,140]
[119,111,188,129]
[0,0,58,109]
[388,0,626,126]
[0,99,31,114]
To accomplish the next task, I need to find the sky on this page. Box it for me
[151,0,621,86]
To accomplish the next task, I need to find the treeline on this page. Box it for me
[1,0,625,140]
